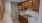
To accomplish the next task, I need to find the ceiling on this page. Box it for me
[7,0,26,3]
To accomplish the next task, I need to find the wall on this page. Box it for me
[11,2,18,20]
[2,1,13,23]
[37,0,42,23]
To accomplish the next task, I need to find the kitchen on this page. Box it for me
[11,0,40,23]
[0,0,40,23]
[18,0,40,23]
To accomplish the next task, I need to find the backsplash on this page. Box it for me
[27,8,33,11]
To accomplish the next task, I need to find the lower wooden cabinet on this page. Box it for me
[18,14,28,23]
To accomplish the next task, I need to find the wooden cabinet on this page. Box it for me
[18,2,28,10]
[21,2,28,10]
[18,0,40,12]
[0,0,5,20]
[27,1,32,8]
[18,14,28,23]
[33,0,40,12]
[18,1,32,10]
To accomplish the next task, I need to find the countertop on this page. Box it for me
[19,13,28,18]
[18,11,39,19]
[18,13,32,19]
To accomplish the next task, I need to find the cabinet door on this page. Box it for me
[18,14,28,23]
[22,16,28,23]
[18,2,22,6]
[21,1,32,9]
[21,2,28,10]
[18,14,22,22]
[33,0,40,12]
[27,1,32,8]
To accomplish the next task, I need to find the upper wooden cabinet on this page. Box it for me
[21,2,28,10]
[18,1,32,10]
[18,0,40,11]
[33,0,40,12]
[27,1,32,8]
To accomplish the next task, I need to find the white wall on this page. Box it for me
[2,1,13,23]
[11,3,18,20]
[37,0,42,23]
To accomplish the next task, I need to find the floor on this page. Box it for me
[12,19,20,23]
[0,20,20,23]
[0,21,2,23]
